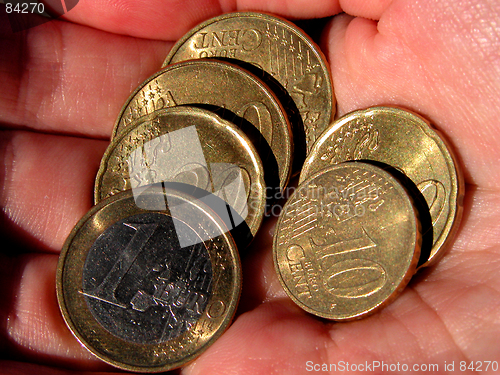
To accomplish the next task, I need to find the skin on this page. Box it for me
[1,0,500,373]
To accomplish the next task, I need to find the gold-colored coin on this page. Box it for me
[111,59,292,190]
[162,11,335,154]
[97,106,266,238]
[57,187,242,372]
[274,162,421,320]
[299,107,464,268]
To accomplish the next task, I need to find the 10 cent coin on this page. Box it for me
[275,162,421,320]
[300,107,463,267]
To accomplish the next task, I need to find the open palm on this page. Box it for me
[1,0,500,374]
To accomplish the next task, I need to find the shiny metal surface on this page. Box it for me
[111,59,292,190]
[274,162,421,320]
[97,106,266,237]
[300,107,463,267]
[57,188,242,372]
[162,11,335,155]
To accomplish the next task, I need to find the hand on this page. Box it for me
[1,0,499,374]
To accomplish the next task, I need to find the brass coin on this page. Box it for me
[299,107,464,268]
[111,59,292,190]
[274,162,421,320]
[97,106,266,237]
[162,11,335,153]
[57,187,242,372]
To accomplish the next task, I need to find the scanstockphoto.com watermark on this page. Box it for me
[262,197,372,220]
[254,183,382,203]
[2,0,79,32]
[305,360,499,373]
[252,182,383,219]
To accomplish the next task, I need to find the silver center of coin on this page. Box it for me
[82,213,213,344]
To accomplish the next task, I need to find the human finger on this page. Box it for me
[0,15,168,138]
[63,0,342,41]
[0,253,108,369]
[0,131,107,253]
[323,1,500,188]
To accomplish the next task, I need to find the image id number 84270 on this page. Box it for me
[458,361,498,372]
[5,2,45,14]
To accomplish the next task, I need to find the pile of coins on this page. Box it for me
[56,11,463,372]
[275,106,463,320]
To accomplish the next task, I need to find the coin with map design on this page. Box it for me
[57,188,241,372]
[300,107,464,268]
[162,11,334,155]
[111,59,291,191]
[97,106,266,239]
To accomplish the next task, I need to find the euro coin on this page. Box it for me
[274,162,421,320]
[162,11,335,154]
[96,106,266,238]
[299,107,463,268]
[111,59,292,191]
[57,187,242,372]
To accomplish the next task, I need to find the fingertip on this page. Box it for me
[65,0,226,40]
[235,0,342,19]
[65,0,343,40]
[339,0,393,20]
[323,14,380,88]
[320,13,352,61]
[325,13,416,116]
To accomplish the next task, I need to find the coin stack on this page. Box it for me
[56,11,464,372]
